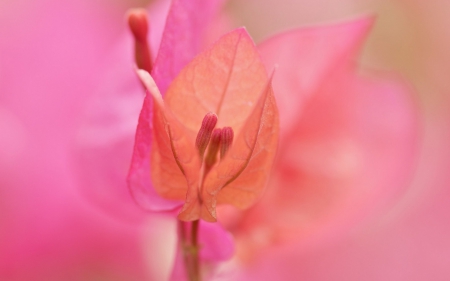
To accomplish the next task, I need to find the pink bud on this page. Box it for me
[204,128,222,172]
[127,9,152,72]
[220,127,234,158]
[127,9,148,42]
[195,112,218,157]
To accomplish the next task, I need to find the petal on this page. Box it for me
[128,92,184,211]
[238,66,418,255]
[0,1,153,278]
[164,28,268,136]
[152,0,225,95]
[169,221,234,281]
[196,77,279,221]
[76,0,172,216]
[128,0,224,213]
[136,71,201,205]
[278,68,417,238]
[169,244,188,281]
[258,16,374,138]
[169,28,279,221]
[236,135,448,281]
[199,221,234,261]
[212,75,279,208]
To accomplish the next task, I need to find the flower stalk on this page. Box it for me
[179,220,201,281]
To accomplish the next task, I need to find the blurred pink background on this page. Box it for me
[226,0,450,280]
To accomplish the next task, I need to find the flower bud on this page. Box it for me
[204,128,222,172]
[127,9,152,72]
[195,112,218,157]
[220,127,234,158]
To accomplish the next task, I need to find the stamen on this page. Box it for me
[204,128,222,173]
[195,113,218,157]
[220,127,234,158]
[127,9,152,72]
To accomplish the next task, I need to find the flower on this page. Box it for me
[0,0,427,279]
[75,1,419,280]
[77,0,238,280]
[132,27,279,223]
[128,1,280,279]
[218,17,419,266]
[224,1,450,280]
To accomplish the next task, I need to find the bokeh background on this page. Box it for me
[1,0,449,280]
[227,1,450,280]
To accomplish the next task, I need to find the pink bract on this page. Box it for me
[71,0,419,279]
[0,0,157,280]
[219,17,419,265]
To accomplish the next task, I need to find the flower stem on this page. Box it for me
[180,220,201,281]
[191,220,200,281]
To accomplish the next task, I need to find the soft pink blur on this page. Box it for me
[210,16,418,274]
[222,0,450,280]
[0,0,157,280]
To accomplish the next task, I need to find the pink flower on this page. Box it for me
[75,0,229,219]
[0,0,421,279]
[132,27,279,280]
[76,1,419,281]
[217,17,418,266]
[224,1,450,280]
[77,0,236,280]
[132,28,279,223]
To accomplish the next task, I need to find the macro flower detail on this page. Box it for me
[126,0,229,215]
[73,0,419,279]
[3,0,441,279]
[123,2,239,279]
[134,28,279,222]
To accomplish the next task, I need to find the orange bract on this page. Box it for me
[138,28,279,222]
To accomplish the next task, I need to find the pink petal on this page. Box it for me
[228,18,418,258]
[127,93,184,211]
[257,16,374,138]
[131,71,200,211]
[199,221,234,261]
[239,66,418,255]
[74,1,173,218]
[237,121,448,281]
[75,66,149,220]
[278,68,418,242]
[169,244,188,281]
[152,0,225,94]
[0,1,154,279]
[162,28,278,221]
[164,28,268,140]
[208,74,279,211]
[127,0,225,213]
